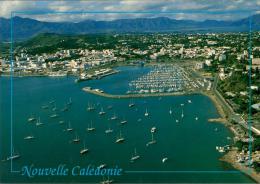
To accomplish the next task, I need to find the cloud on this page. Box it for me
[0,0,259,21]
[0,0,36,17]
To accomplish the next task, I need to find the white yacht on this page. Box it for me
[6,152,20,161]
[100,176,114,184]
[151,127,156,133]
[87,121,95,131]
[87,103,95,111]
[107,105,113,109]
[195,117,199,121]
[146,132,156,146]
[80,142,88,155]
[181,109,184,118]
[162,157,168,163]
[61,105,69,112]
[99,108,106,115]
[66,122,73,132]
[41,105,49,109]
[98,164,107,169]
[128,100,135,107]
[169,107,172,115]
[50,114,59,118]
[52,104,57,111]
[24,135,35,140]
[49,100,55,104]
[72,133,80,143]
[120,119,127,125]
[105,126,113,134]
[130,148,140,162]
[188,100,192,103]
[36,117,43,126]
[67,97,72,105]
[110,113,118,120]
[144,108,149,117]
[28,115,36,122]
[115,131,125,143]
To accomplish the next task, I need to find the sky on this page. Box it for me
[0,0,260,22]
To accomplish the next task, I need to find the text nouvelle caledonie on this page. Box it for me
[21,164,122,178]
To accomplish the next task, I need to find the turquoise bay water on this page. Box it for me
[0,66,255,183]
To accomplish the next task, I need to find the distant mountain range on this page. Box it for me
[0,14,260,41]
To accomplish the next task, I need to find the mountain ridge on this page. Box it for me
[0,15,259,41]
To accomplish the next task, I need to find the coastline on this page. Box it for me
[82,87,260,182]
[220,150,260,183]
[200,91,228,122]
[204,92,260,183]
[3,70,257,182]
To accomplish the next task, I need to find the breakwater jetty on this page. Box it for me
[82,87,199,99]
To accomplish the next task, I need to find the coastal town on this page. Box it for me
[1,31,260,181]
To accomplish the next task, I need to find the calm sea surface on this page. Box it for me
[0,66,255,183]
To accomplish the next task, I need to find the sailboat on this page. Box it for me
[181,109,184,118]
[50,113,59,118]
[99,108,106,115]
[49,100,55,104]
[107,105,113,110]
[115,131,125,143]
[100,176,114,184]
[146,132,156,146]
[24,135,35,140]
[144,108,149,117]
[169,107,172,115]
[120,118,127,125]
[72,133,80,143]
[188,100,192,103]
[87,121,95,131]
[162,157,168,163]
[80,141,88,155]
[6,148,20,161]
[36,117,43,126]
[195,117,199,121]
[61,104,69,112]
[28,114,36,122]
[151,127,156,133]
[110,113,118,120]
[52,103,57,111]
[66,122,73,132]
[41,104,49,109]
[130,148,140,162]
[128,99,135,107]
[98,164,107,169]
[67,97,72,105]
[105,125,113,134]
[87,103,95,111]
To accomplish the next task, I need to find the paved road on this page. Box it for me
[212,75,260,136]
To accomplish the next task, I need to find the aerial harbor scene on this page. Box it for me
[0,0,260,183]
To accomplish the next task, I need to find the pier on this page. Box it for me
[82,87,199,99]
[208,118,227,123]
